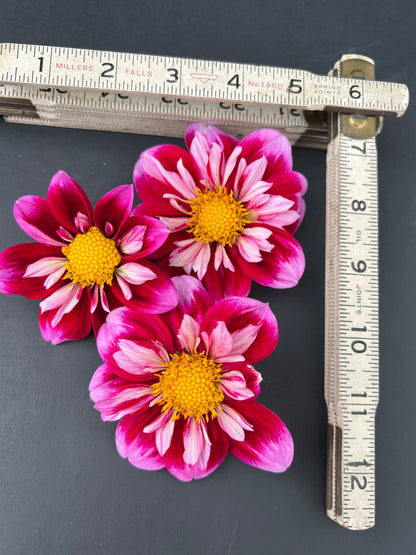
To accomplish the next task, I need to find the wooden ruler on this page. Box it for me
[326,56,380,529]
[0,44,408,530]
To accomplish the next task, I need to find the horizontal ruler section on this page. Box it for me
[0,43,409,116]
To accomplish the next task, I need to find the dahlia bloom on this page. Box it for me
[133,124,307,299]
[90,275,293,481]
[0,171,178,344]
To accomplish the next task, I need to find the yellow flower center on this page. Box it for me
[187,186,249,246]
[152,351,224,422]
[61,226,121,288]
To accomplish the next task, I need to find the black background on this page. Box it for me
[0,1,414,554]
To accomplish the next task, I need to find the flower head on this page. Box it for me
[90,275,293,481]
[0,171,178,344]
[133,124,307,299]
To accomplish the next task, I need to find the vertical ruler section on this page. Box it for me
[325,55,380,530]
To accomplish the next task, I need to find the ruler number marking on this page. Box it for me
[351,475,368,490]
[349,85,362,100]
[351,260,367,273]
[101,63,115,79]
[351,339,367,353]
[227,74,241,89]
[166,68,179,83]
[351,199,367,211]
[288,78,302,94]
[351,142,367,154]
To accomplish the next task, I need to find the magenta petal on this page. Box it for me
[47,171,93,234]
[93,184,134,237]
[111,260,178,315]
[238,226,305,289]
[89,363,152,422]
[119,215,170,260]
[268,170,308,198]
[163,418,229,481]
[39,286,92,344]
[201,296,278,364]
[267,171,308,233]
[185,123,239,161]
[202,249,251,300]
[13,196,65,246]
[132,198,183,218]
[133,144,198,201]
[238,129,292,175]
[0,243,61,299]
[115,407,165,471]
[161,275,212,350]
[222,362,262,399]
[227,400,294,472]
[96,308,174,364]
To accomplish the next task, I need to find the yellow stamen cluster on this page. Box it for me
[152,351,224,422]
[62,226,121,288]
[187,186,249,246]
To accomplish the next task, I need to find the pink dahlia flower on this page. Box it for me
[0,171,178,344]
[133,124,307,299]
[90,275,293,481]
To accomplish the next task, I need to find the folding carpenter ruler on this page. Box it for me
[0,44,409,530]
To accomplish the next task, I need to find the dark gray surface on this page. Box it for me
[0,1,414,554]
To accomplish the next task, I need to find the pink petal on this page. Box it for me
[0,243,62,299]
[161,275,212,351]
[236,179,271,204]
[93,185,134,237]
[266,171,308,234]
[24,256,66,278]
[217,403,253,441]
[227,400,294,472]
[202,321,234,361]
[237,226,305,289]
[111,260,179,315]
[134,145,198,202]
[74,211,90,233]
[127,214,185,260]
[118,338,168,366]
[96,308,174,364]
[230,324,261,356]
[89,363,153,421]
[177,314,201,353]
[183,418,211,466]
[185,124,239,173]
[47,171,93,234]
[117,225,146,255]
[39,286,91,344]
[39,281,79,313]
[220,370,254,401]
[116,262,156,285]
[115,273,132,300]
[222,146,242,187]
[221,362,262,399]
[238,129,293,175]
[163,418,229,481]
[201,296,278,364]
[13,196,65,247]
[214,243,235,272]
[169,239,210,277]
[51,283,83,327]
[115,408,165,470]
[90,284,99,313]
[155,416,176,456]
[237,229,273,263]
